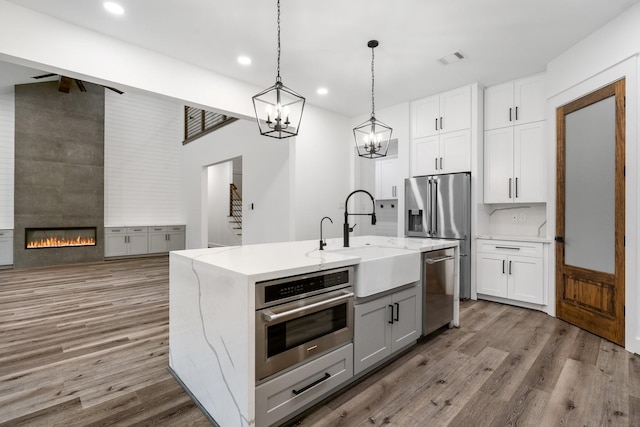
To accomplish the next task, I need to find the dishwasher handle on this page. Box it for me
[425,255,455,264]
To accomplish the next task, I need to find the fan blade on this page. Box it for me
[75,80,87,92]
[105,86,124,95]
[32,73,58,79]
[58,76,73,93]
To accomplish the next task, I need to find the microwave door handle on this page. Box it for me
[261,291,354,322]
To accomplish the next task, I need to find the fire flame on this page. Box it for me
[27,236,96,249]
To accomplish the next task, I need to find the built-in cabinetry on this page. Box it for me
[105,225,185,257]
[353,283,421,375]
[484,74,546,203]
[375,157,398,199]
[476,239,545,305]
[410,85,472,176]
[148,226,186,253]
[0,229,13,266]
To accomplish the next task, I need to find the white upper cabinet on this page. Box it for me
[411,86,471,139]
[485,74,545,130]
[375,157,398,199]
[484,73,546,204]
[410,85,473,176]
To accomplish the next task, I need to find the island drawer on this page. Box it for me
[255,343,353,427]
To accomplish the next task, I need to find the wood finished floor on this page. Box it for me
[1,257,639,426]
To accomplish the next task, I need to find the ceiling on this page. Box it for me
[2,0,639,117]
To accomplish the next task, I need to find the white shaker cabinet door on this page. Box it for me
[507,255,544,304]
[440,129,471,174]
[477,252,508,298]
[514,75,545,125]
[484,81,514,131]
[484,128,514,204]
[439,86,471,133]
[514,121,545,203]
[411,95,440,139]
[412,135,439,177]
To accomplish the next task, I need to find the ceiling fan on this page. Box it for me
[31,73,124,94]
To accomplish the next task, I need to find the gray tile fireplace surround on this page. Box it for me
[13,81,105,268]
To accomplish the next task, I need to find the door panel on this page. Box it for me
[556,79,625,346]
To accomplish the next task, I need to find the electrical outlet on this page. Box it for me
[511,214,518,223]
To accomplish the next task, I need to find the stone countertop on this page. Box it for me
[476,234,553,244]
[171,235,459,282]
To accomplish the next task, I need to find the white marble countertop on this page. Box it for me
[476,234,553,244]
[171,235,459,282]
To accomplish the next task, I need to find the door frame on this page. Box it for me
[555,79,625,345]
[546,58,638,353]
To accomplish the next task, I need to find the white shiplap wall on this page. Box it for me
[104,90,184,226]
[0,88,14,229]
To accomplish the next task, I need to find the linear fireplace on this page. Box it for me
[25,227,97,249]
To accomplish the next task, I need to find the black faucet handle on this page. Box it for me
[349,223,357,232]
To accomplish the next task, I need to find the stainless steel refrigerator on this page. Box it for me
[405,172,471,299]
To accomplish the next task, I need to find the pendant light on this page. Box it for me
[252,0,305,139]
[353,40,392,159]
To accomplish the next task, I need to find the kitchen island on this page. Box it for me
[169,236,459,427]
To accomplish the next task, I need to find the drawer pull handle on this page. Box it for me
[425,255,455,264]
[292,372,331,396]
[495,246,520,250]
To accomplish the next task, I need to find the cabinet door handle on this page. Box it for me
[292,372,331,396]
[509,260,512,275]
[509,107,512,122]
[440,116,443,130]
[388,305,395,324]
[440,157,443,170]
[435,158,438,170]
[508,178,512,198]
[515,106,519,121]
[502,260,505,274]
[515,177,519,198]
[435,118,438,131]
[394,302,400,322]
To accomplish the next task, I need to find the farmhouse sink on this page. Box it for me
[331,245,420,297]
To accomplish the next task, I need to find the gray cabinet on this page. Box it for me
[105,227,148,257]
[255,344,353,427]
[0,229,13,266]
[353,284,421,375]
[148,225,186,253]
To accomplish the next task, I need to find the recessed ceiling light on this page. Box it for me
[237,56,252,65]
[103,2,125,15]
[317,87,328,95]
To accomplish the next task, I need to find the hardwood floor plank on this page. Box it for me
[569,328,602,365]
[538,358,598,426]
[491,384,551,427]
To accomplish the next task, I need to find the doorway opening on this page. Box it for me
[206,157,243,248]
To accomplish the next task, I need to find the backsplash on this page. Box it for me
[359,199,398,237]
[487,203,547,237]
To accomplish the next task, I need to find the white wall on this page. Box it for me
[207,161,241,247]
[104,90,184,226]
[0,87,14,229]
[181,119,291,249]
[545,2,640,353]
[291,106,352,241]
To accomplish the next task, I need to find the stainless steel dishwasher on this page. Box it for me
[423,248,455,336]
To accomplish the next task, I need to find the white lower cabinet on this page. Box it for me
[105,227,148,257]
[0,229,13,266]
[255,344,353,427]
[476,239,544,305]
[353,284,421,375]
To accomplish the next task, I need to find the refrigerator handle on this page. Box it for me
[433,180,438,234]
[427,179,432,235]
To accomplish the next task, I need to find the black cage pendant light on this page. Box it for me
[252,0,305,139]
[353,40,392,159]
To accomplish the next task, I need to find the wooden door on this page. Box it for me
[556,79,625,345]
